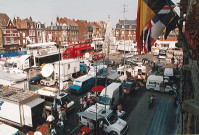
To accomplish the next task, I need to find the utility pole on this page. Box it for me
[123,4,128,77]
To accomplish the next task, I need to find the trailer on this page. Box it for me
[0,87,44,128]
[0,72,29,90]
[53,59,80,80]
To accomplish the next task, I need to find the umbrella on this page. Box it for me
[91,85,105,92]
[80,126,90,133]
[135,75,144,79]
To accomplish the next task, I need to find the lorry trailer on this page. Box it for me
[0,87,44,128]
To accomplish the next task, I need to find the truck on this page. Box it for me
[78,105,128,135]
[146,75,174,93]
[0,123,24,135]
[0,71,29,90]
[40,59,80,86]
[35,87,74,111]
[69,74,95,94]
[0,87,44,128]
[97,82,124,110]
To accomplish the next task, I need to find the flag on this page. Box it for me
[136,0,170,54]
[164,13,179,40]
[143,1,176,51]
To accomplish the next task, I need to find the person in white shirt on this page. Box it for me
[34,127,42,135]
[46,113,55,132]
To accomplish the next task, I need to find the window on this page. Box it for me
[23,39,25,44]
[32,30,35,36]
[122,31,124,35]
[10,29,12,34]
[23,32,25,37]
[10,37,14,43]
[3,29,6,34]
[129,31,131,34]
[3,38,6,44]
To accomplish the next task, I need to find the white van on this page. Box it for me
[146,75,163,91]
[35,87,74,111]
[78,105,128,135]
[97,82,124,110]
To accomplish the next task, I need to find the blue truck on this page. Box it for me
[69,64,107,94]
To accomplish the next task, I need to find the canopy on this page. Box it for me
[91,85,105,92]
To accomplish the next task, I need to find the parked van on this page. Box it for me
[146,75,163,91]
[78,105,128,135]
[69,74,95,94]
[97,82,124,109]
[35,87,74,111]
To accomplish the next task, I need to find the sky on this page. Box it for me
[0,0,180,27]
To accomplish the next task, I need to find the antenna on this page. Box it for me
[123,3,128,78]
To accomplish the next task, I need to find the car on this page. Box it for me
[123,81,140,95]
[29,74,43,85]
[40,78,56,86]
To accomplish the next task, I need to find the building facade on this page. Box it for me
[115,20,136,42]
[36,22,46,43]
[178,0,199,134]
[0,13,19,52]
[15,17,37,48]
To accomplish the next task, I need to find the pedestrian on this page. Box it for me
[80,97,83,111]
[51,125,56,135]
[57,103,61,112]
[83,100,87,111]
[99,120,104,135]
[46,113,55,133]
[58,111,64,121]
[89,121,94,134]
[63,102,68,120]
[117,104,122,113]
[34,127,42,135]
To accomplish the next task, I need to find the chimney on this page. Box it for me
[57,16,59,23]
[17,17,20,21]
[29,16,32,21]
[13,17,16,25]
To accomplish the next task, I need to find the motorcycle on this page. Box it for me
[148,95,157,108]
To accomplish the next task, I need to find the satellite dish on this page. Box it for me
[85,53,89,58]
[41,64,54,78]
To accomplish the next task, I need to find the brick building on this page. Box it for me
[115,20,136,42]
[0,26,3,52]
[36,22,46,43]
[0,13,19,52]
[14,17,37,48]
[90,22,105,39]
[46,23,62,44]
[177,0,199,134]
[56,17,78,42]
[75,20,89,40]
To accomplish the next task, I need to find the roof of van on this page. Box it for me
[54,59,79,64]
[74,74,94,82]
[147,75,163,82]
[85,105,112,118]
[100,83,121,98]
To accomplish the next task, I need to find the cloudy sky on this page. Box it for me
[0,0,180,27]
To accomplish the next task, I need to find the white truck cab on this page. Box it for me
[78,105,128,135]
[35,87,74,111]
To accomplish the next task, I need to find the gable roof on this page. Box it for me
[0,13,10,26]
[116,20,136,30]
